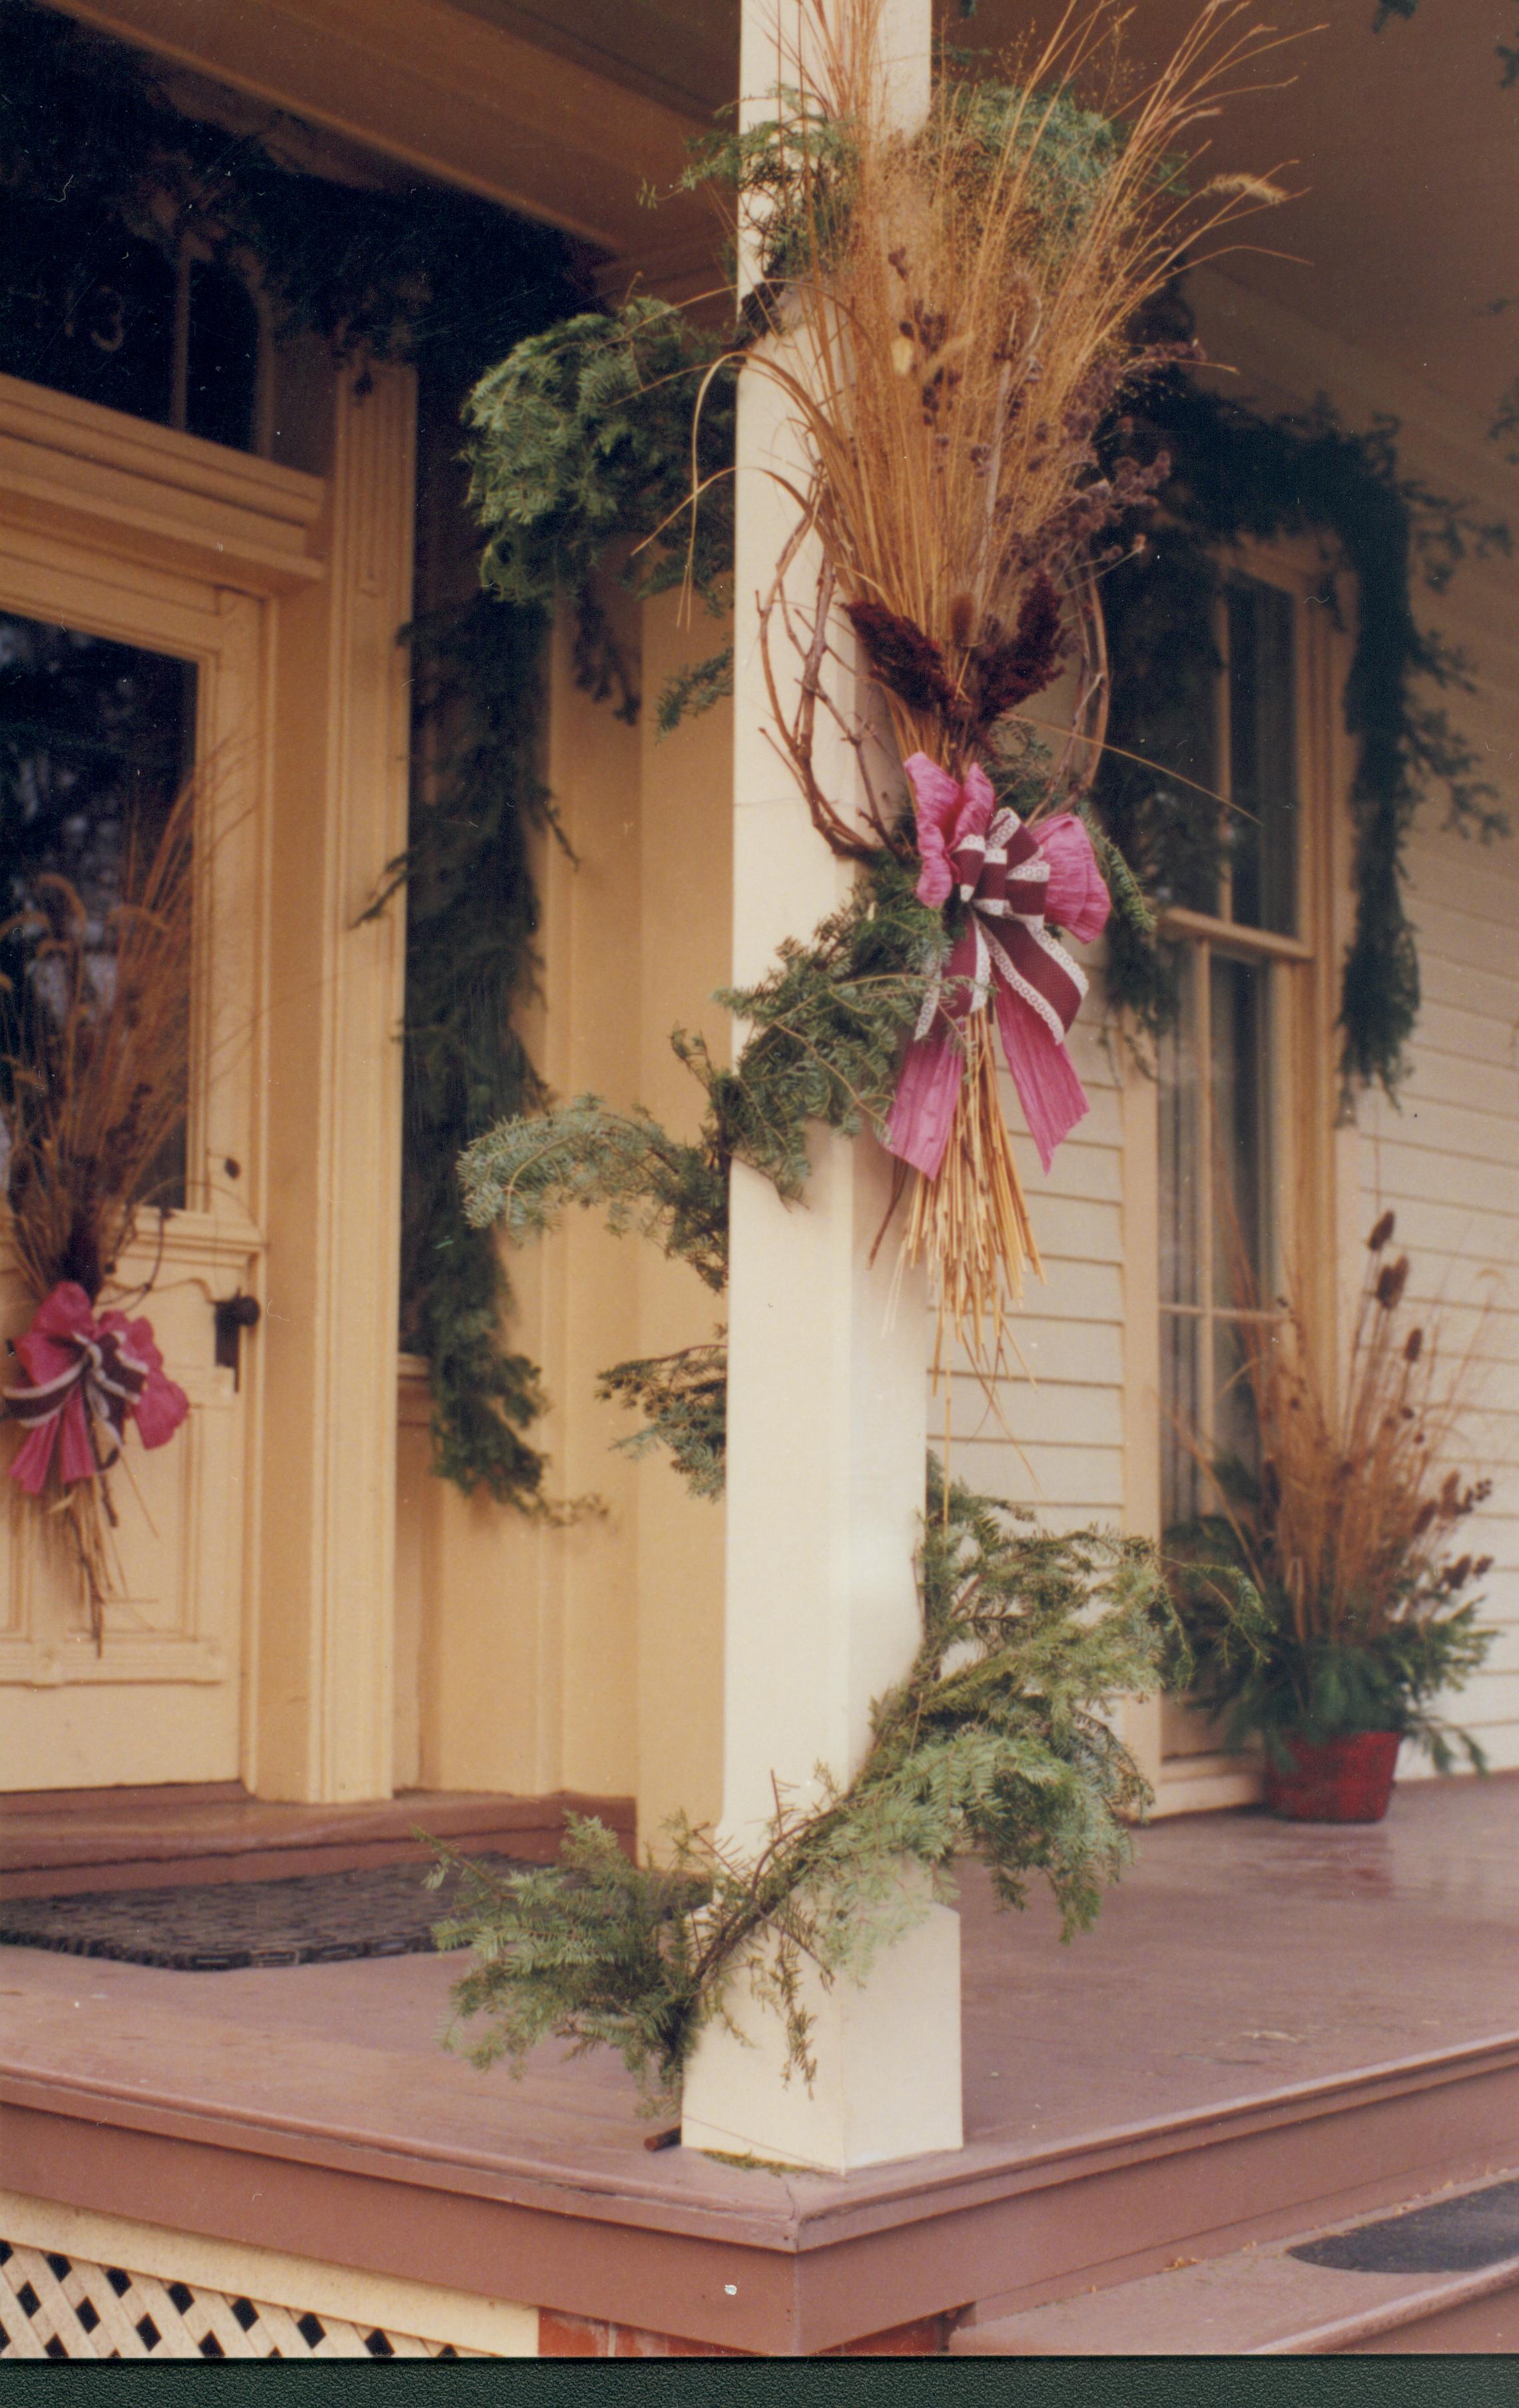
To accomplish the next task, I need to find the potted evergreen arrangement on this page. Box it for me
[1167,1215,1495,1823]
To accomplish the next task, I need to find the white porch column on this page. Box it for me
[680,0,962,2174]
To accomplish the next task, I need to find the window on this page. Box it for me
[1156,573,1318,1529]
[0,206,266,453]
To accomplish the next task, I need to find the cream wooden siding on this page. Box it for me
[1356,761,1519,1774]
[944,1007,1128,1532]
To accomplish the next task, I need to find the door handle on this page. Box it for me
[212,1293,261,1389]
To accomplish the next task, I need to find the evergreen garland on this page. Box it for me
[376,599,559,1508]
[1096,353,1510,1095]
[464,296,738,729]
[432,1457,1178,2106]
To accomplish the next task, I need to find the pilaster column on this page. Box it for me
[680,0,962,2173]
[254,361,415,1801]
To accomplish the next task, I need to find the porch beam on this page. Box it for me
[47,0,714,288]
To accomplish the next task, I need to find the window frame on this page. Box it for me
[1119,533,1359,1811]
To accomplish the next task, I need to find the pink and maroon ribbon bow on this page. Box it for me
[885,753,1111,1180]
[3,1281,189,1495]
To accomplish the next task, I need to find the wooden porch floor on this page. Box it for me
[0,1786,636,1899]
[3,1774,1517,2354]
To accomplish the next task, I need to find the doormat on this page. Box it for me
[0,1855,532,1972]
[1289,2176,1519,2276]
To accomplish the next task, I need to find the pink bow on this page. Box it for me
[3,1282,189,1496]
[886,754,1110,1179]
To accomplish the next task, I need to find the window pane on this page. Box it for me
[1210,951,1273,1310]
[185,258,261,453]
[1,611,196,1207]
[1096,532,1224,916]
[1227,578,1298,936]
[1213,1315,1263,1489]
[1158,942,1199,1307]
[1160,1310,1203,1526]
[0,208,176,427]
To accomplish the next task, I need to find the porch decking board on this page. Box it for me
[2,1777,1516,2355]
[0,1789,636,1899]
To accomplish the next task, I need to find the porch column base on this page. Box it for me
[680,1889,962,2174]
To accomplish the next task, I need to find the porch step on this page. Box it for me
[0,1787,635,1899]
[952,2169,1519,2355]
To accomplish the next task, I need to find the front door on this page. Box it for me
[1,519,266,1789]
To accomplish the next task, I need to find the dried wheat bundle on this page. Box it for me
[733,0,1290,1380]
[1,780,196,1638]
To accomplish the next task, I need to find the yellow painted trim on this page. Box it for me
[0,368,324,593]
[0,2189,537,2357]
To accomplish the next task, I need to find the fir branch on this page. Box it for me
[597,1339,728,1499]
[432,1458,1174,2104]
[655,645,735,739]
[465,298,738,648]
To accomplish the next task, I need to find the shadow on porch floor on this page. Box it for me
[2,1773,1516,2354]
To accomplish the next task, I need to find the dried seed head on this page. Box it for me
[949,591,976,649]
[1404,1328,1424,1362]
[1375,1256,1409,1311]
[1368,1210,1396,1253]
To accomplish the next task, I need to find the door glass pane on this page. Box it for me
[1227,578,1298,936]
[1,610,196,1208]
[1210,950,1273,1311]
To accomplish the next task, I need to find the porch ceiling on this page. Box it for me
[958,0,1519,434]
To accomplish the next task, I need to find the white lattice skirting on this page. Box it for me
[0,2238,481,2359]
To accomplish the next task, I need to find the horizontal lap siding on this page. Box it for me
[1359,689,1519,1776]
[935,1002,1128,1530]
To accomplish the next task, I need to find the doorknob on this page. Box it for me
[212,1293,261,1388]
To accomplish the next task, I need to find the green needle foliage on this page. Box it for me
[465,297,739,725]
[432,1458,1178,2106]
[378,598,563,1508]
[596,1338,729,1500]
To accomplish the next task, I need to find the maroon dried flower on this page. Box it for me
[970,570,1065,724]
[1368,1209,1396,1253]
[1404,1328,1424,1362]
[845,601,956,717]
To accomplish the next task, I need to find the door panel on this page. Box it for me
[0,538,264,1789]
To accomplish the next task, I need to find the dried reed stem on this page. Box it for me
[1199,1221,1492,1648]
[2,778,194,1301]
[902,1014,1042,1385]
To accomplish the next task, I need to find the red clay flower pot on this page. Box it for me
[1263,1730,1401,1824]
